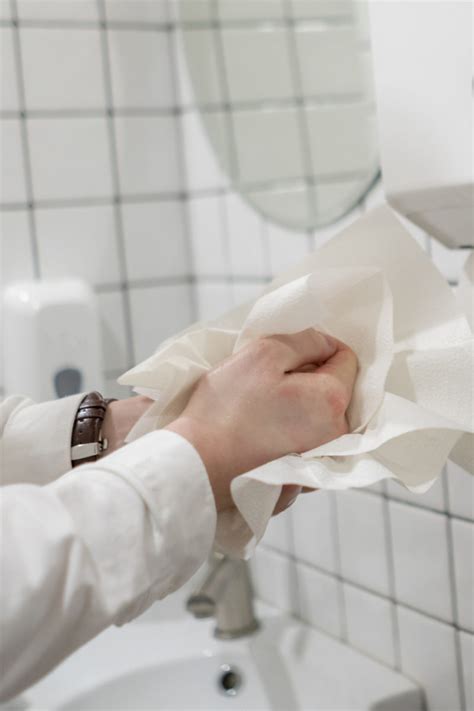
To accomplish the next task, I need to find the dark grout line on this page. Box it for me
[10,0,40,279]
[166,18,198,322]
[97,0,135,369]
[260,542,474,638]
[381,491,402,670]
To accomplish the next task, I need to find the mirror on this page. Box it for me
[178,0,379,230]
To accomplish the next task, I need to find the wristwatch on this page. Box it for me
[71,392,116,467]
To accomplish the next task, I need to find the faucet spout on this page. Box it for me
[186,553,259,639]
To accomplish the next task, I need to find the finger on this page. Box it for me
[273,485,302,515]
[316,344,358,401]
[269,329,339,373]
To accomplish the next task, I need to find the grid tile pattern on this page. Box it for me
[1,3,472,709]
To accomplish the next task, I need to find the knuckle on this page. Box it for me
[278,380,303,403]
[252,337,276,360]
[322,380,350,419]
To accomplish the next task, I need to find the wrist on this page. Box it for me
[101,396,152,457]
[165,416,233,512]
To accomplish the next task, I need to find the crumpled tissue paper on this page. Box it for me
[119,206,473,558]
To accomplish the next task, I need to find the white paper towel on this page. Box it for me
[119,206,473,558]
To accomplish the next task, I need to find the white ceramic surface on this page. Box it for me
[19,601,422,711]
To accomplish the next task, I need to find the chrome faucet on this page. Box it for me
[186,552,260,639]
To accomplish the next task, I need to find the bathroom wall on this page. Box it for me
[0,0,194,399]
[1,2,472,710]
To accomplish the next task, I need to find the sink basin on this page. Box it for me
[17,600,421,711]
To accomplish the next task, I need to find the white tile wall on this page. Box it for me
[122,200,189,280]
[28,118,113,201]
[1,26,19,112]
[398,606,461,711]
[344,583,396,667]
[337,490,391,596]
[20,28,106,110]
[460,631,473,710]
[0,210,35,284]
[114,115,182,195]
[451,519,474,632]
[96,290,129,373]
[2,6,472,711]
[390,501,454,623]
[107,30,173,109]
[36,205,121,286]
[129,283,192,362]
[188,194,228,275]
[1,120,27,204]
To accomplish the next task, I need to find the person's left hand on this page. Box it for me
[101,394,304,516]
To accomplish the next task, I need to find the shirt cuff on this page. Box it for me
[1,393,85,486]
[98,429,217,602]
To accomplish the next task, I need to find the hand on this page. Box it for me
[101,395,152,456]
[166,329,358,512]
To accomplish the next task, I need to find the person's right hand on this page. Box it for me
[166,329,358,513]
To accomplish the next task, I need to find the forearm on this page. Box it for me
[0,430,216,702]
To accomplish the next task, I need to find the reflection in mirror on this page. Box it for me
[178,0,379,230]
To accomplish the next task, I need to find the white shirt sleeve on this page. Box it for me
[0,397,217,702]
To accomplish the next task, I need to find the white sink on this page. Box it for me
[17,600,422,711]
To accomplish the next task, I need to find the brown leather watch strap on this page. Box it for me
[71,392,116,467]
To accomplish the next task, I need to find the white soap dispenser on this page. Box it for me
[3,279,104,402]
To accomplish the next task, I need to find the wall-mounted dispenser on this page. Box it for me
[3,279,103,402]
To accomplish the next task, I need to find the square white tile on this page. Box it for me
[336,490,391,596]
[181,29,221,105]
[0,119,27,204]
[129,283,193,362]
[104,0,168,23]
[181,110,228,192]
[344,583,395,667]
[225,193,267,277]
[250,546,298,614]
[446,458,474,520]
[218,1,284,21]
[96,291,129,372]
[297,562,341,638]
[290,1,353,19]
[187,195,228,276]
[107,30,173,109]
[261,507,293,555]
[36,205,121,286]
[195,281,232,321]
[291,490,337,574]
[234,108,305,185]
[20,28,105,111]
[17,1,98,21]
[0,0,11,20]
[222,28,293,104]
[296,28,368,98]
[0,210,35,285]
[1,27,19,113]
[114,115,181,195]
[21,27,105,111]
[265,219,310,277]
[389,501,453,622]
[231,280,265,307]
[122,200,189,280]
[398,606,461,711]
[386,474,446,513]
[451,519,474,632]
[460,631,473,711]
[306,104,378,178]
[177,0,214,22]
[28,118,113,201]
